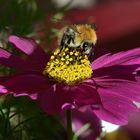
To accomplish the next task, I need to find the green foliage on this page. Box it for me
[0,95,66,140]
[0,0,40,35]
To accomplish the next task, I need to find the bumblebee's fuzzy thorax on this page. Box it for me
[71,24,97,45]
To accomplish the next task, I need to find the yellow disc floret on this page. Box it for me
[43,47,93,85]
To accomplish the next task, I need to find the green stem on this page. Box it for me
[66,109,73,140]
[3,107,10,140]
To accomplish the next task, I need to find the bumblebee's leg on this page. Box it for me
[88,46,96,62]
[60,35,66,47]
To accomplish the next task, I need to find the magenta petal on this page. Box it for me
[13,93,38,100]
[0,48,40,71]
[93,93,138,125]
[71,82,101,107]
[61,109,101,140]
[72,110,101,140]
[38,84,74,114]
[9,36,49,70]
[93,106,128,125]
[95,78,140,102]
[93,65,139,81]
[3,74,49,98]
[9,36,45,56]
[61,103,75,110]
[92,47,140,70]
[92,78,140,125]
[0,85,8,94]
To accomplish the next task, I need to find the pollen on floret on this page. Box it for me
[43,47,93,85]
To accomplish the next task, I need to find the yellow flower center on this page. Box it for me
[43,47,92,85]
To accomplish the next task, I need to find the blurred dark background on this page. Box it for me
[36,0,140,52]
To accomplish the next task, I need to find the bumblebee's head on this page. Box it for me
[58,24,97,56]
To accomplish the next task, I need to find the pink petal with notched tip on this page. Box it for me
[91,78,140,125]
[93,93,138,125]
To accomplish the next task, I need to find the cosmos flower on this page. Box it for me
[0,35,140,125]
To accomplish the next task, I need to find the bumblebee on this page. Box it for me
[58,24,97,57]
